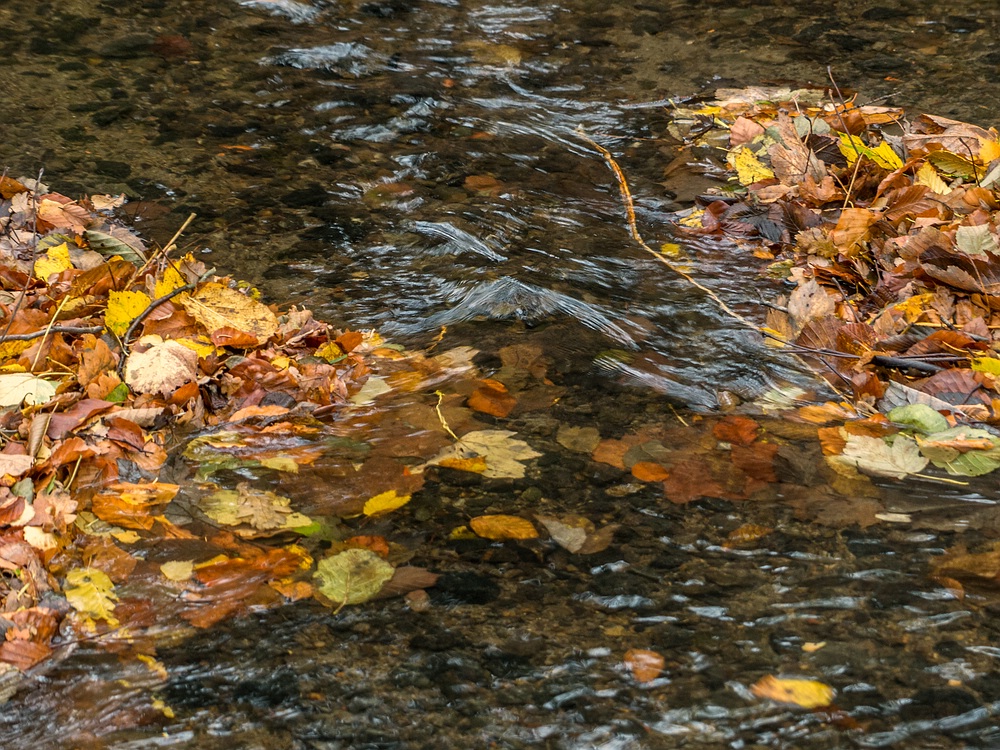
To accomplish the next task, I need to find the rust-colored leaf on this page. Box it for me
[712,415,760,446]
[624,648,665,683]
[631,461,670,482]
[467,379,516,418]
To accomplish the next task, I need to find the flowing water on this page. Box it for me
[3,1,1000,748]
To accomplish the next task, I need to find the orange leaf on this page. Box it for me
[469,514,538,540]
[210,326,260,348]
[724,523,773,548]
[343,535,390,558]
[712,415,760,445]
[624,648,665,683]
[437,455,488,473]
[467,379,516,418]
[631,461,670,482]
[335,330,363,353]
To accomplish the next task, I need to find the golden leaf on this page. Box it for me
[160,560,194,581]
[105,290,152,337]
[154,266,187,298]
[750,675,835,709]
[363,489,412,517]
[729,146,775,185]
[179,282,278,345]
[469,514,538,540]
[33,242,73,280]
[914,161,951,194]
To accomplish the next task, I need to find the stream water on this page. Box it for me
[3,1,1000,748]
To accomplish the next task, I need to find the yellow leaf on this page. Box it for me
[469,514,538,540]
[914,161,951,194]
[105,290,152,337]
[137,654,169,680]
[892,292,935,323]
[676,209,705,228]
[971,356,1000,376]
[750,675,835,709]
[363,489,412,516]
[65,567,119,627]
[154,266,187,298]
[729,146,775,185]
[160,560,194,581]
[660,242,683,257]
[315,341,346,362]
[0,340,32,362]
[980,136,1000,164]
[173,337,218,359]
[838,134,902,170]
[33,242,73,280]
[179,282,278,345]
[437,455,488,473]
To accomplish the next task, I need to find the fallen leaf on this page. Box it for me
[362,489,411,517]
[180,282,278,346]
[631,462,670,482]
[750,675,835,709]
[0,373,57,407]
[160,560,194,581]
[469,514,538,540]
[424,430,541,479]
[624,649,665,683]
[125,336,199,396]
[467,379,516,418]
[105,290,152,337]
[313,548,394,607]
[829,433,928,480]
[201,483,312,535]
[33,242,73,280]
[64,568,119,628]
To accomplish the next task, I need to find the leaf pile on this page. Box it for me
[668,88,1000,481]
[0,177,482,673]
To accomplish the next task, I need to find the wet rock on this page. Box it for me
[898,687,980,721]
[99,34,155,59]
[430,572,501,605]
[94,160,131,179]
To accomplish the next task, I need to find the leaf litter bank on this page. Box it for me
[653,87,1000,484]
[0,175,568,694]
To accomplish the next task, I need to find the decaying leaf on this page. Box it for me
[828,433,928,480]
[314,548,394,607]
[0,373,57,407]
[201,483,312,535]
[537,514,617,554]
[124,336,199,396]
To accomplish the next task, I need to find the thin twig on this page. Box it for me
[0,326,103,342]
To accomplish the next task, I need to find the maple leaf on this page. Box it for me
[422,429,541,479]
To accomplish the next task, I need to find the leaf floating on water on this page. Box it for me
[423,429,541,479]
[750,675,835,709]
[469,514,538,540]
[828,434,928,480]
[64,567,119,628]
[314,548,394,607]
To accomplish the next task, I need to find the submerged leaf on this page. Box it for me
[751,675,834,709]
[424,429,541,479]
[64,568,119,627]
[314,549,394,607]
[830,433,928,479]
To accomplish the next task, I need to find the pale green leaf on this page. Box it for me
[888,404,949,435]
[314,548,394,607]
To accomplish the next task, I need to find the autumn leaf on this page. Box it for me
[728,146,774,185]
[467,379,516,418]
[201,483,313,535]
[469,514,538,540]
[33,242,73,280]
[828,433,928,480]
[105,290,152,337]
[0,373,56,407]
[180,282,278,346]
[124,335,199,396]
[363,490,411,516]
[313,549,394,607]
[64,568,119,628]
[423,429,541,478]
[750,675,835,709]
[154,265,187,298]
[160,560,194,582]
[624,649,665,683]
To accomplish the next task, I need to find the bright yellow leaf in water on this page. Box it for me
[33,242,73,280]
[363,489,411,516]
[65,567,119,628]
[751,675,835,708]
[105,290,152,337]
[729,146,775,185]
[469,514,538,540]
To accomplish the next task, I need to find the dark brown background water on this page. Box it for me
[2,2,1000,748]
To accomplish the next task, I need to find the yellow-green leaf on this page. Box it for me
[160,560,194,581]
[838,134,903,170]
[65,567,119,627]
[313,548,394,607]
[972,356,1000,376]
[105,290,152,337]
[363,489,411,516]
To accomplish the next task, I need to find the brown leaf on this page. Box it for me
[631,461,670,482]
[467,379,516,418]
[712,415,760,446]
